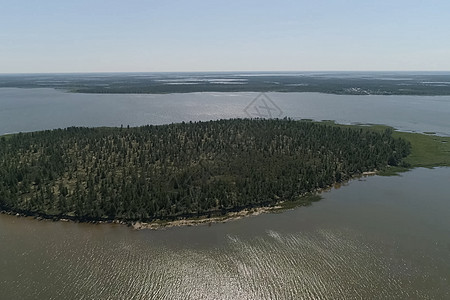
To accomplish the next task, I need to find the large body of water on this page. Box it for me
[1,88,449,136]
[1,88,449,299]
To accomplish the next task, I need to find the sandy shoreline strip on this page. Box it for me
[1,171,382,230]
[131,205,282,230]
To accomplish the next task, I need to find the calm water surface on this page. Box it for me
[1,88,449,136]
[0,88,449,299]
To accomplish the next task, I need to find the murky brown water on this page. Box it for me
[1,167,449,299]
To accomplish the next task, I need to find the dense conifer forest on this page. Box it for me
[0,119,411,222]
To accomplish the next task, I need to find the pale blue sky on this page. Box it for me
[1,0,449,73]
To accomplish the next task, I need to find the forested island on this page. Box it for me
[0,119,411,225]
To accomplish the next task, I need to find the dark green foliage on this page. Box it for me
[0,119,410,221]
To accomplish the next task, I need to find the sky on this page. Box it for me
[1,0,450,73]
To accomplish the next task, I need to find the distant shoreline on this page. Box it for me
[5,86,450,96]
[2,71,450,96]
[4,85,450,97]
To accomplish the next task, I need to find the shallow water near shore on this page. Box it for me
[1,167,449,299]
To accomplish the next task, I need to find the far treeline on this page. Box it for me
[2,73,450,95]
[0,119,411,222]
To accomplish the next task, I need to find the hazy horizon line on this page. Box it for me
[2,70,450,75]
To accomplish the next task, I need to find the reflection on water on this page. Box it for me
[1,168,449,299]
[1,88,450,136]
